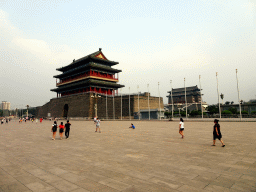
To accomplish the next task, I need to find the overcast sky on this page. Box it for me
[0,0,256,109]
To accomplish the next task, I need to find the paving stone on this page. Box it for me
[99,178,131,191]
[59,172,86,183]
[0,120,256,191]
[0,182,31,192]
[49,180,80,192]
[25,181,55,192]
[0,174,17,185]
[74,178,116,192]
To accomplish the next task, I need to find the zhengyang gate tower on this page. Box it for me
[36,49,125,119]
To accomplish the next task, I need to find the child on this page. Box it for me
[129,123,135,129]
[95,118,101,133]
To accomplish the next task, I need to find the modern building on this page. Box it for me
[1,101,11,110]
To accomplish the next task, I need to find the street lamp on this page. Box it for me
[170,80,174,119]
[26,105,29,118]
[91,93,101,118]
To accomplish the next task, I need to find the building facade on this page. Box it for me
[36,50,164,119]
[1,101,10,110]
[51,48,124,97]
[167,86,205,112]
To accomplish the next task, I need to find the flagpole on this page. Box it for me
[199,75,203,119]
[236,69,242,121]
[216,72,221,118]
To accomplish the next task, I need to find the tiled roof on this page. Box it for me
[51,79,124,92]
[54,62,121,78]
[56,49,118,72]
[167,86,200,94]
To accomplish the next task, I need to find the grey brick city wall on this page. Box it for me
[36,93,164,119]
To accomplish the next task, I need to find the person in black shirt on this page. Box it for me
[212,119,225,147]
[65,120,71,139]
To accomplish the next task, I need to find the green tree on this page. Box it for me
[241,111,248,114]
[229,107,237,114]
[164,112,171,118]
[251,111,256,114]
[190,110,202,116]
[207,105,219,114]
[222,110,232,114]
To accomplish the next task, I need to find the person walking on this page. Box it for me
[212,119,225,147]
[59,122,65,140]
[95,118,101,133]
[179,118,184,139]
[65,120,71,139]
[51,121,58,140]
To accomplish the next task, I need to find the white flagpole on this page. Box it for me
[158,82,161,120]
[184,78,187,119]
[129,87,131,120]
[199,75,203,119]
[170,80,173,119]
[137,85,140,120]
[236,69,242,120]
[121,88,122,120]
[216,72,221,118]
[147,84,150,120]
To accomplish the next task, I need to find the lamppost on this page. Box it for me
[170,80,174,119]
[220,93,224,102]
[26,105,29,118]
[199,75,203,119]
[91,93,101,118]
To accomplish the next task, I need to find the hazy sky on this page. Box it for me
[1,0,256,109]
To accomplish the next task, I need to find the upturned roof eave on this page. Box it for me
[54,63,122,78]
[56,51,118,71]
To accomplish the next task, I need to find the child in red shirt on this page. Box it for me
[59,122,65,140]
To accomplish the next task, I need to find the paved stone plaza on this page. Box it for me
[0,120,255,192]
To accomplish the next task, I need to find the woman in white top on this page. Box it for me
[95,118,101,133]
[179,118,184,139]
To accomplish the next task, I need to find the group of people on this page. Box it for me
[50,116,225,147]
[51,120,71,140]
[1,118,9,124]
[179,118,225,147]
